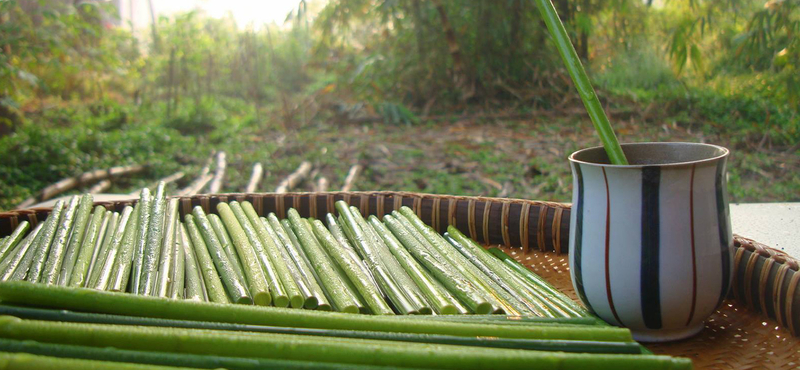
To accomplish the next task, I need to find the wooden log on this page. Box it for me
[315,177,329,192]
[128,171,185,196]
[245,163,263,193]
[17,165,145,209]
[208,152,227,193]
[341,164,362,192]
[275,161,312,193]
[88,180,112,194]
[176,153,215,197]
[177,174,213,197]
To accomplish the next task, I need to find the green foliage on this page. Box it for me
[595,42,679,93]
[734,0,800,106]
[0,101,194,208]
[0,1,139,117]
[0,0,798,209]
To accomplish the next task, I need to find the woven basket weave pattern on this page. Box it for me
[1,191,798,369]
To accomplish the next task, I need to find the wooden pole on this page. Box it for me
[315,177,329,192]
[88,180,112,194]
[245,163,263,193]
[275,161,312,193]
[208,152,227,193]
[128,171,184,196]
[176,175,213,197]
[341,165,362,192]
[17,165,145,209]
[175,153,215,196]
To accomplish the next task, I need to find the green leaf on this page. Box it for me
[690,44,703,73]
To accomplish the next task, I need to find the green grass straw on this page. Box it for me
[533,0,628,165]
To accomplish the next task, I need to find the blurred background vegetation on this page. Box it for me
[0,0,797,210]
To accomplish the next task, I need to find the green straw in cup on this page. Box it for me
[533,0,628,165]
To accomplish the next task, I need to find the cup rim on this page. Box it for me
[568,142,730,168]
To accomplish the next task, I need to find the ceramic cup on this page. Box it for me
[568,142,734,342]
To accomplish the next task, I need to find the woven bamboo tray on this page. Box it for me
[1,191,798,369]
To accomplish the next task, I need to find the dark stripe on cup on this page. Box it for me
[685,164,698,326]
[641,166,662,329]
[572,164,593,313]
[714,160,732,309]
[602,168,624,326]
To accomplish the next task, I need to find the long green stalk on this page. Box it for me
[260,217,318,309]
[337,214,415,314]
[444,232,561,317]
[0,351,197,370]
[306,217,367,313]
[108,205,142,292]
[92,206,135,290]
[169,227,185,299]
[532,0,627,164]
[335,203,417,313]
[395,314,602,325]
[394,223,470,314]
[180,224,205,302]
[39,196,81,284]
[0,338,412,370]
[270,214,330,310]
[0,306,642,354]
[57,194,94,285]
[0,221,29,262]
[0,281,634,341]
[68,208,109,287]
[185,215,231,304]
[326,214,381,292]
[9,232,41,281]
[287,209,359,313]
[241,201,303,308]
[349,206,430,314]
[280,219,317,280]
[0,315,691,369]
[383,214,492,314]
[26,200,66,282]
[397,208,524,314]
[217,203,270,306]
[0,223,43,281]
[86,211,120,287]
[488,247,590,316]
[368,216,459,315]
[310,219,393,315]
[325,214,358,254]
[85,212,122,288]
[447,227,581,317]
[130,188,152,294]
[208,213,246,284]
[139,182,167,296]
[154,199,179,297]
[229,201,287,307]
[192,206,251,304]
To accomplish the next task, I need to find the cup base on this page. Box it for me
[631,323,705,343]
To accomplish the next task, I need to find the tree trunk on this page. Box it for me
[431,0,474,100]
[508,0,523,74]
[410,0,428,104]
[555,0,571,23]
[478,0,492,62]
[577,0,590,61]
[147,0,159,52]
[412,0,426,60]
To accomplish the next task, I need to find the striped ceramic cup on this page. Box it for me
[568,142,733,342]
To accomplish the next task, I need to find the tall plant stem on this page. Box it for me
[533,0,628,165]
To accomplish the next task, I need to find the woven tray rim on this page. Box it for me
[1,191,798,343]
